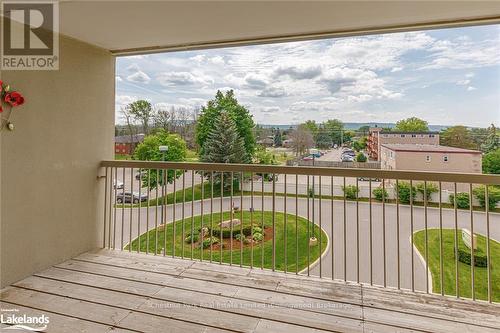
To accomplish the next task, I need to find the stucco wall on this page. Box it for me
[0,35,114,287]
[380,146,482,173]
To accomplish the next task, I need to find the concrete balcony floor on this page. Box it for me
[1,249,499,333]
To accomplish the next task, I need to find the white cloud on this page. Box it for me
[127,71,151,83]
[456,79,470,85]
[273,65,322,80]
[261,106,281,114]
[391,67,403,72]
[157,72,213,86]
[258,86,287,98]
[467,86,477,91]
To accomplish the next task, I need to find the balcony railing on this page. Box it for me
[100,160,500,303]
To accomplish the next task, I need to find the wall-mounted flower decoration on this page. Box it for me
[0,80,25,131]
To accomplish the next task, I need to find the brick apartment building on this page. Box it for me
[114,134,145,155]
[367,127,440,160]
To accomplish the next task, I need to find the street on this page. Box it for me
[108,195,500,293]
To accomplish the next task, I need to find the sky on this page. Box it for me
[116,24,500,128]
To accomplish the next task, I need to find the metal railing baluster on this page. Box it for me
[113,167,117,250]
[191,171,195,260]
[261,174,264,270]
[272,173,276,271]
[163,170,167,256]
[240,171,243,267]
[182,171,186,259]
[284,174,287,273]
[307,176,310,276]
[172,169,177,258]
[220,172,224,265]
[382,179,386,288]
[396,179,400,289]
[138,169,142,253]
[469,183,474,300]
[439,181,443,296]
[129,167,133,252]
[343,177,347,282]
[210,171,214,263]
[356,177,360,284]
[146,169,150,255]
[296,174,299,275]
[250,172,254,269]
[154,169,159,255]
[319,176,322,278]
[121,168,126,251]
[410,179,414,292]
[454,182,459,298]
[230,172,234,266]
[369,178,373,285]
[201,170,204,262]
[424,181,428,293]
[103,167,108,248]
[331,176,334,280]
[485,185,492,303]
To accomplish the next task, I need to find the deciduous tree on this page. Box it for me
[394,117,429,132]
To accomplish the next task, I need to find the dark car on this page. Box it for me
[116,192,148,204]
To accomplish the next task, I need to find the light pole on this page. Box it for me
[159,145,168,228]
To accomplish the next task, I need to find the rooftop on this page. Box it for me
[379,131,440,135]
[115,134,145,144]
[381,144,482,154]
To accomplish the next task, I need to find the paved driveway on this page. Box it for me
[110,196,499,293]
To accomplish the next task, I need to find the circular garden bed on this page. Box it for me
[127,211,328,272]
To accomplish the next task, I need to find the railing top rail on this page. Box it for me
[100,160,500,185]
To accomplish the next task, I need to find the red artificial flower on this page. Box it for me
[0,80,3,93]
[0,104,2,113]
[4,91,24,107]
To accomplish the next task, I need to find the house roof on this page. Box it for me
[379,131,440,135]
[115,134,145,144]
[381,144,481,154]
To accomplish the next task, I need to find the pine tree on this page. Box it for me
[481,123,499,153]
[201,112,248,188]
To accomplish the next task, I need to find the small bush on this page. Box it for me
[201,237,219,249]
[342,185,360,200]
[307,186,315,198]
[185,233,199,244]
[396,181,416,204]
[243,238,251,245]
[253,232,264,241]
[449,192,470,209]
[235,233,246,241]
[473,185,500,210]
[210,226,253,239]
[457,248,488,267]
[415,182,439,202]
[252,226,263,234]
[373,187,388,201]
[356,152,367,162]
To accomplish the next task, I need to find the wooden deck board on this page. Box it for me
[1,249,499,333]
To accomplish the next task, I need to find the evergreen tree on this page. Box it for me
[196,90,255,158]
[201,112,248,187]
[273,128,283,147]
[481,124,499,153]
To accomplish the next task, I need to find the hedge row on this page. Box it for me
[457,248,488,267]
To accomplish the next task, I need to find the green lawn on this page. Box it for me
[414,229,499,302]
[127,211,328,273]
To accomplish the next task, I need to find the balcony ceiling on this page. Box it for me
[55,1,500,55]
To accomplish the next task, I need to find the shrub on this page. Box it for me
[252,226,263,234]
[307,186,314,198]
[201,237,218,249]
[415,182,439,202]
[253,232,264,242]
[210,226,253,239]
[473,185,500,210]
[449,192,470,209]
[396,181,416,204]
[356,152,367,162]
[457,248,488,267]
[235,233,246,241]
[342,185,359,200]
[373,187,388,201]
[243,238,251,245]
[185,233,199,244]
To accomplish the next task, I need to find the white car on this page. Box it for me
[113,180,124,189]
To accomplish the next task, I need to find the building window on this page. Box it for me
[401,134,405,137]
[429,134,435,138]
[443,155,449,162]
[412,134,416,137]
[390,151,393,158]
[426,155,431,162]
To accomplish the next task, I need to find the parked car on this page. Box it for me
[303,156,314,161]
[113,180,124,189]
[357,177,381,182]
[135,171,147,180]
[116,192,148,204]
[341,155,354,162]
[342,149,355,156]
